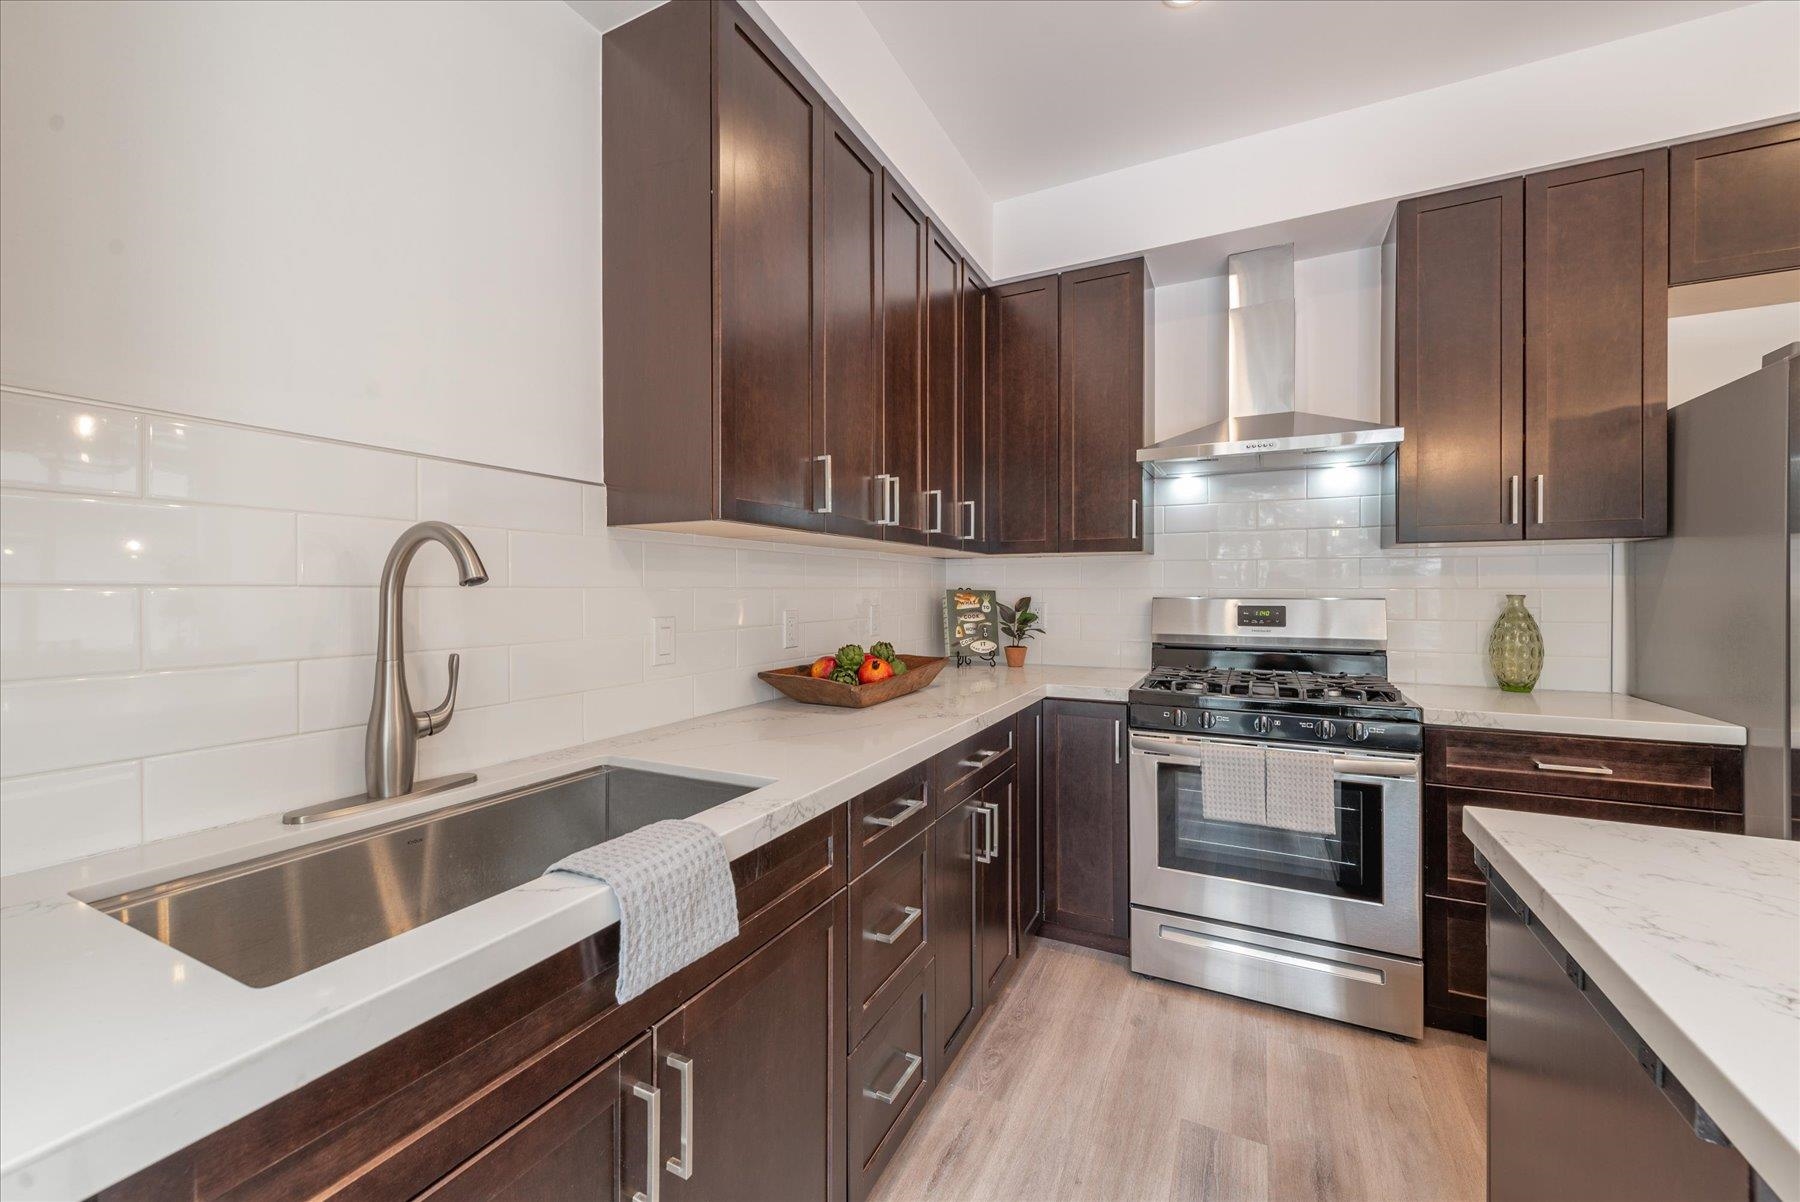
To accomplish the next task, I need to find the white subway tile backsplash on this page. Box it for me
[297,647,510,733]
[1210,470,1306,502]
[1161,504,1216,534]
[1211,530,1308,560]
[0,763,142,875]
[0,587,139,680]
[586,677,697,739]
[0,664,295,776]
[693,587,774,631]
[296,514,509,588]
[692,667,781,717]
[416,696,585,778]
[737,548,810,587]
[1150,476,1210,506]
[1542,588,1611,623]
[510,529,642,589]
[643,541,739,589]
[142,728,365,841]
[1305,464,1382,498]
[1260,498,1360,529]
[143,587,377,668]
[1307,526,1383,558]
[411,586,584,650]
[0,392,141,496]
[418,459,583,534]
[0,493,295,585]
[145,420,415,518]
[510,636,644,699]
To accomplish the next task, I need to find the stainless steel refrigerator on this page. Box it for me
[1629,342,1798,839]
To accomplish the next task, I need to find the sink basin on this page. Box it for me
[83,764,759,988]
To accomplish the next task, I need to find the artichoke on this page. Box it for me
[890,658,908,675]
[869,641,897,663]
[830,666,859,686]
[835,643,866,671]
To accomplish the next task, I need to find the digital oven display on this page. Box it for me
[1236,604,1287,628]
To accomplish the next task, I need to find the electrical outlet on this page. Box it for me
[781,608,799,650]
[652,616,676,666]
[865,599,880,641]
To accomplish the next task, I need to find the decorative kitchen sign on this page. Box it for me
[943,588,999,667]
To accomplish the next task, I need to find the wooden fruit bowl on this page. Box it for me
[757,654,947,709]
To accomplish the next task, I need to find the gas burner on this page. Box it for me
[1138,667,1411,708]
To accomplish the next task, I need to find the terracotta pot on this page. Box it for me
[1004,645,1028,668]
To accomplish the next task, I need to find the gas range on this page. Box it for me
[1128,598,1422,753]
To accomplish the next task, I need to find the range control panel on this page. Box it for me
[1235,604,1287,628]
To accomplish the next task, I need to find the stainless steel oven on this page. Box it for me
[1128,729,1424,1037]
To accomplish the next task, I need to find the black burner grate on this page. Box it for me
[1139,667,1409,707]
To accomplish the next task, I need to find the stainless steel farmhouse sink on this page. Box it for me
[81,765,760,988]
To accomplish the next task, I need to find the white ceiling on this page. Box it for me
[857,0,1753,201]
[566,0,663,35]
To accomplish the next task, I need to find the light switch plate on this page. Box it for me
[652,616,676,666]
[780,609,799,650]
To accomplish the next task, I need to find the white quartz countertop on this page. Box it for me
[0,665,1136,1200]
[1464,808,1800,1199]
[1407,684,1745,745]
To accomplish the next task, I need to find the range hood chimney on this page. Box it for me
[1137,244,1403,478]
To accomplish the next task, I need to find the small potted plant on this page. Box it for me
[997,596,1043,668]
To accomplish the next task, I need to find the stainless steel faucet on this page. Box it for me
[283,521,488,824]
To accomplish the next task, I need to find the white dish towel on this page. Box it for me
[1264,748,1337,835]
[1199,741,1267,825]
[547,819,740,1003]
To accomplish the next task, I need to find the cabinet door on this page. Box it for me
[924,228,961,549]
[1670,119,1800,285]
[419,1036,654,1202]
[959,270,988,549]
[881,176,928,546]
[984,275,1060,554]
[1393,179,1525,544]
[820,115,886,540]
[1040,700,1129,952]
[1014,703,1042,940]
[714,5,824,532]
[929,799,980,1065]
[976,774,1018,998]
[1058,259,1148,552]
[654,895,847,1202]
[1525,150,1669,540]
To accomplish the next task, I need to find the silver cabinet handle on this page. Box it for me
[972,804,994,864]
[1534,760,1614,776]
[865,796,926,828]
[1115,718,1122,765]
[926,489,943,533]
[866,905,922,945]
[1509,474,1521,526]
[631,1082,662,1202]
[957,747,1003,769]
[1131,498,1139,539]
[889,475,901,527]
[1534,474,1546,524]
[984,799,1001,859]
[663,1054,694,1180]
[863,1051,922,1104]
[814,454,832,514]
[873,474,892,525]
[960,499,976,540]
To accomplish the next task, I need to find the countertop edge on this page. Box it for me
[1463,807,1799,1201]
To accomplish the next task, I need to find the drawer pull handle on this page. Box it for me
[863,1051,923,1104]
[664,1053,694,1180]
[958,748,1003,770]
[865,905,922,945]
[1533,761,1614,776]
[630,1082,661,1202]
[865,797,926,828]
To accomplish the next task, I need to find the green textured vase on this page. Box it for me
[1487,594,1544,694]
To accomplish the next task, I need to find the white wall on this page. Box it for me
[1152,247,1382,441]
[993,2,1800,279]
[1668,302,1800,406]
[0,0,604,482]
[753,0,994,271]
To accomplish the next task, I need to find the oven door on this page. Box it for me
[1128,730,1421,958]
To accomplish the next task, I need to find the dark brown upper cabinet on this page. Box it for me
[1059,259,1151,553]
[603,1,827,532]
[820,115,886,541]
[1392,179,1525,544]
[1390,152,1668,543]
[959,268,989,550]
[984,274,1062,555]
[1670,119,1800,285]
[881,175,928,548]
[1525,150,1668,540]
[924,228,962,550]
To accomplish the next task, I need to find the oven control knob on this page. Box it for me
[1174,708,1187,728]
[1349,722,1369,742]
[1319,720,1336,740]
[1200,711,1216,730]
[1253,715,1271,735]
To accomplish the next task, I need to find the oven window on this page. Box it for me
[1154,759,1383,902]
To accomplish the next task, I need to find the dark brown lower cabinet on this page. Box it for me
[930,792,980,1065]
[654,894,847,1202]
[1040,699,1130,955]
[848,956,933,1202]
[1014,703,1043,940]
[419,1036,655,1202]
[976,772,1019,999]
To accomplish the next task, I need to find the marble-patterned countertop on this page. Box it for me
[1406,684,1745,746]
[0,666,1137,1200]
[1464,808,1799,1199]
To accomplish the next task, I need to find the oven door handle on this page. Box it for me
[1130,740,1418,781]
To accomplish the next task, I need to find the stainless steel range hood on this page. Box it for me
[1137,244,1403,478]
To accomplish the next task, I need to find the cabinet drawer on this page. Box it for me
[934,720,1015,808]
[849,761,931,879]
[849,827,930,1045]
[849,956,932,1202]
[1424,895,1490,1030]
[1426,784,1743,903]
[1425,727,1742,811]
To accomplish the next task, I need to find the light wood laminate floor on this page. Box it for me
[870,938,1486,1202]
